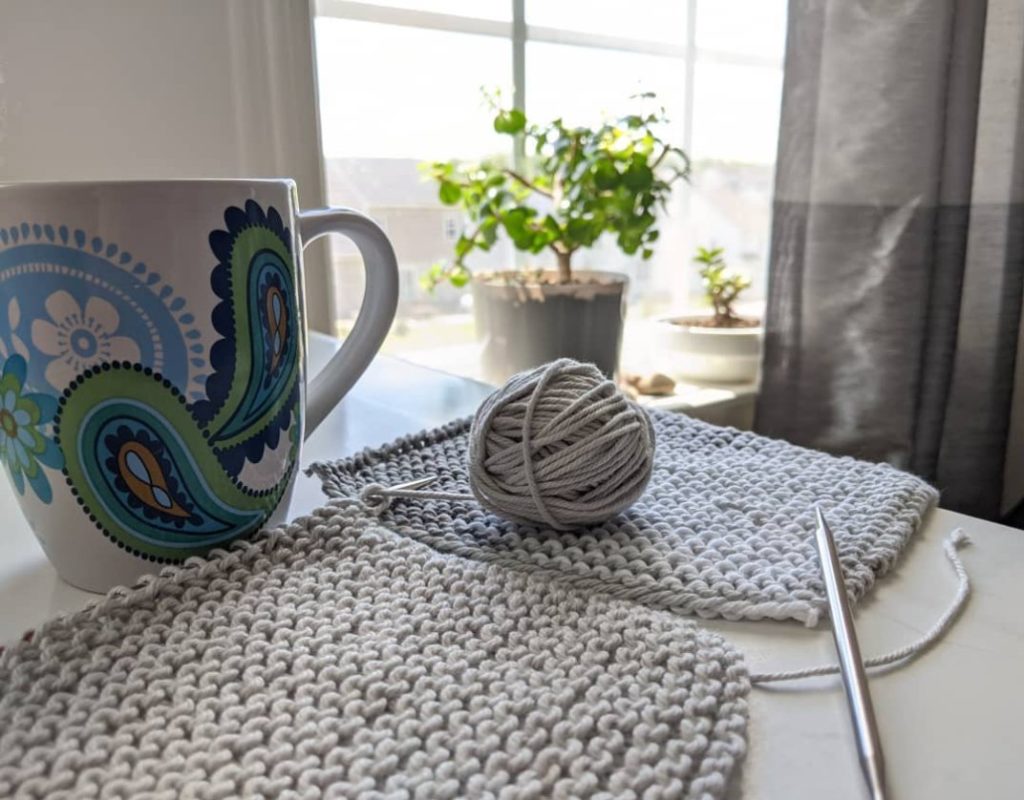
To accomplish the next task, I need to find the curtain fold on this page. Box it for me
[757,0,1024,518]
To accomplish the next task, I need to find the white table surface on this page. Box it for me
[1,332,1022,799]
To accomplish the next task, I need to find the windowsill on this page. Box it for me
[390,328,760,430]
[632,380,758,429]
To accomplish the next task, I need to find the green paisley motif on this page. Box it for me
[58,365,295,560]
[55,200,302,561]
[204,224,299,449]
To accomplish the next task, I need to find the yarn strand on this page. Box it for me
[750,529,972,684]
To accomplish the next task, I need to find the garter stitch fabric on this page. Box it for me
[311,410,939,626]
[0,506,749,800]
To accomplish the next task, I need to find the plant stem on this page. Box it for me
[503,168,553,198]
[653,144,670,169]
[555,248,573,284]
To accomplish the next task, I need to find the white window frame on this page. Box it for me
[315,0,781,170]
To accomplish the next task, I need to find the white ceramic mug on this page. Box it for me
[0,180,398,591]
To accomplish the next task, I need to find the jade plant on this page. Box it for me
[695,246,752,327]
[422,93,689,289]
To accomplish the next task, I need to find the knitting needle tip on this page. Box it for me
[388,475,439,492]
[814,503,828,532]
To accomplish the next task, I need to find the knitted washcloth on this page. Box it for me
[311,410,938,626]
[0,506,749,800]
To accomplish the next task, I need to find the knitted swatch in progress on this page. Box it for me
[0,507,749,800]
[311,410,938,626]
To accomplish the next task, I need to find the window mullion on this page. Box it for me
[684,0,697,155]
[512,0,526,170]
[512,0,527,270]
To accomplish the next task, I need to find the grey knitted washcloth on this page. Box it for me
[0,505,749,800]
[311,410,938,627]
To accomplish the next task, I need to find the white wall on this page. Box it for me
[0,0,333,332]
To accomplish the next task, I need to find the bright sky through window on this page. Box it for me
[316,1,784,164]
[313,0,786,375]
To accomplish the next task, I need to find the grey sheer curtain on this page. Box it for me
[756,0,1024,519]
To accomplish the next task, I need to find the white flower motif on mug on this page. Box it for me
[31,291,141,389]
[0,297,31,363]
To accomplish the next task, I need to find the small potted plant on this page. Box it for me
[422,94,688,383]
[659,246,762,383]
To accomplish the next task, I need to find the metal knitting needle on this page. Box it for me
[387,476,439,492]
[814,505,887,800]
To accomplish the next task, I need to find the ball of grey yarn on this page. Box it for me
[468,358,656,530]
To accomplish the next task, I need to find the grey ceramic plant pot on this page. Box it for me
[472,270,627,384]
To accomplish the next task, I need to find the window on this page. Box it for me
[313,0,785,374]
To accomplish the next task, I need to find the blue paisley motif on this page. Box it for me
[53,201,302,561]
[0,225,205,398]
[191,200,300,476]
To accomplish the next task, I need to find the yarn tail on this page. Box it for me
[750,529,972,685]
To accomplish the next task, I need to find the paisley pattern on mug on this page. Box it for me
[54,201,301,561]
[191,201,301,476]
[0,354,63,503]
[0,223,206,400]
[31,292,142,390]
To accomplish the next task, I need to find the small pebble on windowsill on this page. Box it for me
[622,372,676,398]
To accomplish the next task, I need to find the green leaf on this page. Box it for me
[566,217,594,243]
[499,205,540,246]
[494,108,527,135]
[449,265,472,288]
[479,217,499,247]
[439,181,462,205]
[419,261,446,293]
[623,162,654,192]
[593,160,619,190]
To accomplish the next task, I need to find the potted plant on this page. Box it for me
[658,246,762,383]
[422,94,688,383]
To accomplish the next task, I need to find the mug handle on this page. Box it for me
[297,208,399,438]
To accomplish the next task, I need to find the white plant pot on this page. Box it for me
[657,317,763,384]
